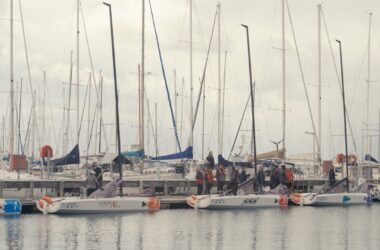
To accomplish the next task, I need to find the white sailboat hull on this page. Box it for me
[187,194,288,209]
[303,193,369,206]
[36,196,160,214]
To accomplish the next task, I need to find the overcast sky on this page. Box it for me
[1,0,380,161]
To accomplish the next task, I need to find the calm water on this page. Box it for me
[1,205,379,250]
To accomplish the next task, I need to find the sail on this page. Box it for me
[365,154,378,163]
[326,178,348,194]
[122,149,144,158]
[152,146,193,161]
[217,154,252,168]
[39,144,80,167]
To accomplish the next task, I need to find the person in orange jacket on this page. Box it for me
[285,168,294,191]
[205,167,214,194]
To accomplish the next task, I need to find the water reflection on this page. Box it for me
[0,206,380,250]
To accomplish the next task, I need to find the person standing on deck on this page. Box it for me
[285,168,294,191]
[257,166,265,193]
[230,167,240,195]
[205,167,214,194]
[92,163,103,189]
[195,167,204,195]
[216,164,225,193]
[329,166,336,187]
[206,151,215,169]
[240,167,250,183]
[86,170,99,197]
[279,165,288,186]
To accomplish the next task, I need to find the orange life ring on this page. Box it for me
[40,145,53,158]
[291,193,302,204]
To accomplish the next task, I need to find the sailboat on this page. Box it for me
[36,2,160,214]
[187,179,288,209]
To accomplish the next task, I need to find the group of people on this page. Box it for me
[269,164,294,190]
[86,163,103,196]
[195,151,254,196]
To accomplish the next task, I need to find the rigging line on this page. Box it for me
[228,93,251,160]
[191,12,217,136]
[348,43,367,113]
[321,7,358,154]
[78,74,90,137]
[148,0,181,152]
[18,0,40,150]
[45,76,59,152]
[285,0,319,151]
[144,89,157,152]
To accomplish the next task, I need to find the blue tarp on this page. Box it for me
[152,146,193,161]
[217,154,252,168]
[365,154,378,163]
[121,149,144,158]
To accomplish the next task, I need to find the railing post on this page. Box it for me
[139,180,143,194]
[186,180,191,194]
[29,180,34,198]
[60,180,64,197]
[164,180,168,195]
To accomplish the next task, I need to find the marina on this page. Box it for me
[2,0,380,248]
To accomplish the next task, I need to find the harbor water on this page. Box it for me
[1,205,379,250]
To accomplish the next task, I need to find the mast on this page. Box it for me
[336,39,349,192]
[242,24,257,190]
[318,4,322,168]
[189,0,193,149]
[66,51,73,153]
[10,0,14,154]
[76,0,80,150]
[281,0,286,153]
[43,71,46,145]
[98,75,103,153]
[138,65,141,149]
[366,13,372,155]
[104,2,122,195]
[221,51,227,154]
[87,74,91,162]
[174,69,178,151]
[141,0,145,154]
[202,75,206,160]
[217,2,222,156]
[155,103,158,157]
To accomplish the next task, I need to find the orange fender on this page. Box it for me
[279,194,288,207]
[291,193,302,205]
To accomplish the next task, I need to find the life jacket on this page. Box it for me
[285,169,294,183]
[206,171,214,183]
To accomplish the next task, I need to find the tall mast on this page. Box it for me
[202,75,206,159]
[99,75,103,153]
[174,69,178,151]
[189,0,194,149]
[366,13,372,155]
[141,0,145,154]
[221,51,227,155]
[43,71,46,145]
[317,4,322,167]
[217,2,222,156]
[76,0,80,149]
[282,0,286,152]
[138,64,141,148]
[155,103,158,157]
[10,0,14,154]
[87,74,91,162]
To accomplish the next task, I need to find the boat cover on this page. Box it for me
[152,146,193,160]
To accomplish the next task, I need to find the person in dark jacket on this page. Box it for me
[92,163,103,189]
[230,167,240,195]
[195,168,204,195]
[206,151,215,169]
[279,165,288,185]
[257,166,265,193]
[240,167,250,183]
[329,167,336,186]
[86,170,99,197]
[270,166,280,189]
[216,164,225,193]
